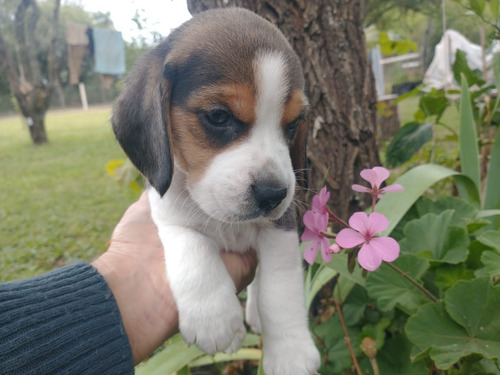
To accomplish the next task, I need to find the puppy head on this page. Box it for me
[112,8,308,222]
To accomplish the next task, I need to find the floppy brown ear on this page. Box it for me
[291,119,309,188]
[112,51,173,197]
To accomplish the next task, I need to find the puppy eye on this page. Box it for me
[286,118,301,139]
[205,108,232,126]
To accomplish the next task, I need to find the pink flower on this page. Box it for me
[312,186,330,215]
[302,210,331,264]
[329,243,342,254]
[352,166,403,198]
[336,212,399,271]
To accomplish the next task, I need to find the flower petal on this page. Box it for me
[303,210,328,233]
[381,184,404,193]
[319,186,330,204]
[348,211,369,233]
[352,184,372,194]
[303,210,315,229]
[365,212,389,235]
[360,169,378,188]
[301,227,317,242]
[320,237,332,262]
[369,236,400,262]
[358,242,383,271]
[372,166,390,187]
[304,241,319,265]
[336,228,365,248]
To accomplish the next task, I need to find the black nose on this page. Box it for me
[252,184,288,213]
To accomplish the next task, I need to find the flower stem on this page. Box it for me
[326,207,349,228]
[332,298,362,375]
[371,193,377,213]
[385,262,438,302]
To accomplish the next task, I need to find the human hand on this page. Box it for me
[92,192,258,364]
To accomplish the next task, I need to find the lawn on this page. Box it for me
[0,107,139,282]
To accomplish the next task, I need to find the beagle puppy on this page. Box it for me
[112,8,320,374]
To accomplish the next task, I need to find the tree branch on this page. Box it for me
[0,32,20,94]
[48,0,61,83]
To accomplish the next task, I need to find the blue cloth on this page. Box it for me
[93,29,126,75]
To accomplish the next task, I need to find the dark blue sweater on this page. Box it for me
[0,262,134,374]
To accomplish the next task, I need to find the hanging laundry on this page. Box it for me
[92,29,126,76]
[66,22,89,85]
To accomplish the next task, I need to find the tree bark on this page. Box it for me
[0,0,60,145]
[187,0,380,219]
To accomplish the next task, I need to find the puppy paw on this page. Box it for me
[263,333,321,375]
[179,293,246,355]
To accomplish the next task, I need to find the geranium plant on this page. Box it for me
[302,73,500,374]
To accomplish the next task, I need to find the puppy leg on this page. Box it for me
[153,224,246,355]
[245,268,261,334]
[256,228,321,375]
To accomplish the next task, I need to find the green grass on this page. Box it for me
[0,107,139,282]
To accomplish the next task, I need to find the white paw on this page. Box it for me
[263,333,321,375]
[179,292,246,355]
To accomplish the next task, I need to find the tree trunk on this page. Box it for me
[0,0,60,145]
[187,0,380,219]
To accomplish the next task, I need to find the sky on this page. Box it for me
[65,0,192,42]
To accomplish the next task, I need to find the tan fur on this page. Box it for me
[282,89,307,126]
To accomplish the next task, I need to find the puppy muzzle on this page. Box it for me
[252,183,287,214]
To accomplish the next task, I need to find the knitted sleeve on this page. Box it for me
[0,262,135,375]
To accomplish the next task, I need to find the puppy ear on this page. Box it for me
[291,119,309,188]
[112,55,173,197]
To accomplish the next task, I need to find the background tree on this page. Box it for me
[187,0,380,219]
[0,0,60,144]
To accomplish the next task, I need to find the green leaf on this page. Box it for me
[106,158,143,193]
[458,75,481,196]
[493,52,500,93]
[491,0,499,20]
[406,278,500,369]
[306,263,337,311]
[400,210,470,264]
[378,31,418,55]
[360,317,391,349]
[477,230,500,252]
[375,164,479,236]
[445,277,500,339]
[377,334,428,375]
[366,254,430,314]
[324,252,366,287]
[385,122,433,168]
[480,251,500,278]
[342,285,370,326]
[453,50,484,87]
[189,348,262,367]
[392,86,421,105]
[469,0,486,16]
[483,129,500,229]
[314,315,362,373]
[419,91,449,121]
[135,334,203,375]
[434,264,474,291]
[415,196,478,228]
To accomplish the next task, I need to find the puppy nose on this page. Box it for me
[252,184,288,213]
